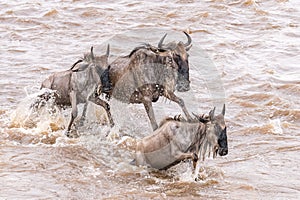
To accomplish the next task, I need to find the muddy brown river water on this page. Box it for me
[0,0,299,199]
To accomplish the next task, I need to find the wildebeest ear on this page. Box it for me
[106,44,110,57]
[209,107,216,120]
[90,46,95,60]
[222,104,226,116]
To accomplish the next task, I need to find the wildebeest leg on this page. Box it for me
[135,151,148,167]
[66,91,78,135]
[164,91,192,121]
[142,97,158,130]
[88,95,114,127]
[175,152,198,168]
[79,102,88,126]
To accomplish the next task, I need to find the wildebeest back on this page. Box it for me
[110,50,177,103]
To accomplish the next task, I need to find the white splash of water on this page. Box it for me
[10,88,66,133]
[177,162,197,182]
[193,158,202,181]
[269,118,283,135]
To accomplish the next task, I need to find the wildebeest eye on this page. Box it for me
[221,126,226,133]
[215,124,226,135]
[173,54,180,63]
[217,126,227,141]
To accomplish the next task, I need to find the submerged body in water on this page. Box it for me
[134,106,227,170]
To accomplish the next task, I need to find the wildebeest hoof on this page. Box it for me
[65,130,79,138]
[78,119,85,127]
[129,159,136,166]
[65,130,70,137]
[110,122,115,128]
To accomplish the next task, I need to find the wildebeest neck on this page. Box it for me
[188,123,207,152]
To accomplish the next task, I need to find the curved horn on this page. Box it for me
[106,44,110,57]
[222,104,226,116]
[70,59,83,70]
[158,33,167,49]
[183,31,192,49]
[90,46,95,60]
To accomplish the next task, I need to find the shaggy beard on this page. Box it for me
[198,138,217,161]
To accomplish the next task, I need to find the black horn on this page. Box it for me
[90,46,95,60]
[183,31,192,50]
[70,59,83,71]
[158,33,167,49]
[106,44,110,57]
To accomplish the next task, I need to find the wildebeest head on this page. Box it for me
[93,44,110,71]
[196,104,228,158]
[72,45,110,73]
[158,32,192,92]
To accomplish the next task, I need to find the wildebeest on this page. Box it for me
[40,45,114,135]
[99,32,193,130]
[134,104,228,170]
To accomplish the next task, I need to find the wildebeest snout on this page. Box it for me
[218,147,228,156]
[218,127,228,156]
[175,54,190,92]
[176,75,190,92]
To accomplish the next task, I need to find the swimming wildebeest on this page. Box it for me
[133,105,228,170]
[39,45,114,136]
[98,32,193,130]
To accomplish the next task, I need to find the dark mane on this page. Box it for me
[159,114,187,127]
[198,117,210,124]
[192,113,210,124]
[159,113,210,127]
[128,43,167,57]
